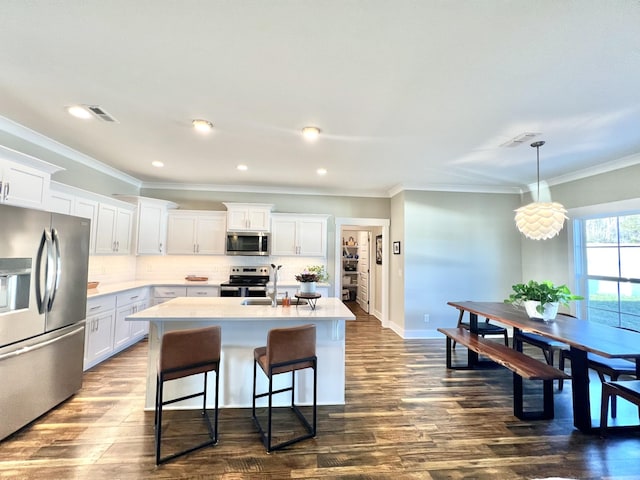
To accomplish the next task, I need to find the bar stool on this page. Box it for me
[252,324,317,452]
[155,325,221,465]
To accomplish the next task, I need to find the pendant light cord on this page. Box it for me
[531,141,545,202]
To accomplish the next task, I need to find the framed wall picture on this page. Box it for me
[393,241,401,255]
[375,235,382,265]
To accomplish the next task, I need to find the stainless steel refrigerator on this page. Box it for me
[0,203,90,440]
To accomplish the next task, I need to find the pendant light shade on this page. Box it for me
[514,141,568,240]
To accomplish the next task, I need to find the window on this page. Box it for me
[575,214,640,330]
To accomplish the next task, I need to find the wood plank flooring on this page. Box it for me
[1,303,639,479]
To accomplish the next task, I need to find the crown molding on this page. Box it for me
[0,115,141,188]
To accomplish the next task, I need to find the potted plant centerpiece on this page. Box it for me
[504,280,583,321]
[295,265,328,294]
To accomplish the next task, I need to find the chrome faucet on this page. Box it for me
[269,264,282,307]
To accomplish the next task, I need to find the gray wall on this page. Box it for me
[393,190,523,337]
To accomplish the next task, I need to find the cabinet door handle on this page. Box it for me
[89,305,101,311]
[3,182,8,201]
[116,241,120,251]
[159,242,163,253]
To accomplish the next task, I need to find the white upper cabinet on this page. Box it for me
[0,145,62,210]
[271,213,329,257]
[94,202,134,254]
[74,198,98,254]
[166,210,226,255]
[223,202,273,232]
[115,195,178,255]
[137,201,167,254]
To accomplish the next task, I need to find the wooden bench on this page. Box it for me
[438,327,570,420]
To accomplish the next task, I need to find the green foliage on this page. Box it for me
[504,280,583,314]
[295,265,328,283]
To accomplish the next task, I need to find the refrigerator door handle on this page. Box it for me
[47,228,62,312]
[0,325,85,362]
[35,230,48,314]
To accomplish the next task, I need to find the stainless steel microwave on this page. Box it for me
[225,232,270,256]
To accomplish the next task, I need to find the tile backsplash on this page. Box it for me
[88,255,328,285]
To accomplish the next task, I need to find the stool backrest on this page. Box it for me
[267,324,316,374]
[160,325,221,381]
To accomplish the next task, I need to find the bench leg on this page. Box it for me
[514,373,524,419]
[513,373,555,420]
[445,336,452,369]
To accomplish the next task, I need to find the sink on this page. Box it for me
[240,298,308,306]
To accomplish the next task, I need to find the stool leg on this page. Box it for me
[291,370,296,407]
[214,368,220,442]
[155,374,164,465]
[252,359,257,419]
[202,371,208,415]
[267,371,274,451]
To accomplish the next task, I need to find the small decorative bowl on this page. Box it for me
[87,281,100,289]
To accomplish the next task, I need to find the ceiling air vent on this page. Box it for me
[87,105,118,123]
[500,132,540,148]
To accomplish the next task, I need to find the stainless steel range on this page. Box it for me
[219,266,269,297]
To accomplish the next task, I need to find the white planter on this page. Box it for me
[299,281,317,294]
[524,300,559,321]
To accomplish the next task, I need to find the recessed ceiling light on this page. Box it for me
[237,164,248,171]
[192,119,214,133]
[67,105,92,119]
[317,168,327,176]
[302,126,321,141]
[151,161,164,168]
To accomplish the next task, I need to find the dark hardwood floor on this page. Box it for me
[1,303,639,479]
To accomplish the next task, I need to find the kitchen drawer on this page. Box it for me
[86,295,116,316]
[153,286,187,298]
[116,288,149,307]
[186,286,218,297]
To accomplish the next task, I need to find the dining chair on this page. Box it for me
[600,380,640,436]
[252,323,317,452]
[155,325,221,465]
[513,312,575,373]
[452,308,508,349]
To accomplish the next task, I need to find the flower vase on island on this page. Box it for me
[295,265,328,296]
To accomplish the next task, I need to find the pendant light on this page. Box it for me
[514,141,568,240]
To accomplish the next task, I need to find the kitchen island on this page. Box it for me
[126,296,356,410]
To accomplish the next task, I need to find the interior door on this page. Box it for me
[356,231,370,313]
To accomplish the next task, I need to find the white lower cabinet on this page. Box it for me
[84,287,150,371]
[152,286,187,305]
[186,286,218,297]
[114,288,149,349]
[84,296,116,370]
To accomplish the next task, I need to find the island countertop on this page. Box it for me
[126,296,355,409]
[126,296,355,322]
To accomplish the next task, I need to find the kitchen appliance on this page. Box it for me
[0,204,90,440]
[225,232,270,256]
[220,266,269,297]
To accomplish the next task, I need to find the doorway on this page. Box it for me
[334,217,389,327]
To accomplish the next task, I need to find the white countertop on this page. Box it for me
[125,296,355,322]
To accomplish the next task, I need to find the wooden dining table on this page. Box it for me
[447,301,640,433]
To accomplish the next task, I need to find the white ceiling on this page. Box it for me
[2,1,640,197]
